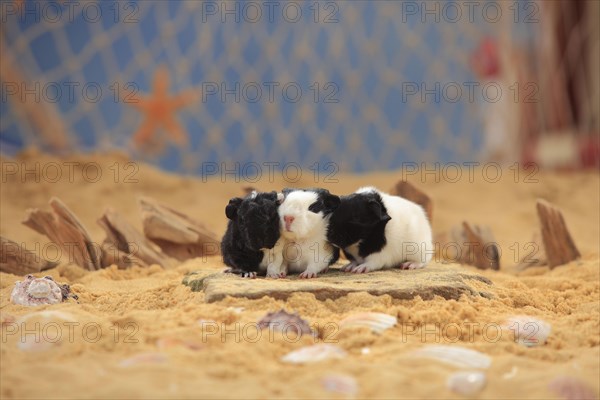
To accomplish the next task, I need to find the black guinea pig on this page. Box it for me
[221,190,282,278]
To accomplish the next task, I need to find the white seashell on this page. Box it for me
[16,310,76,352]
[17,335,61,352]
[504,316,551,347]
[156,337,202,351]
[361,347,371,355]
[447,371,487,396]
[281,344,347,364]
[339,312,397,334]
[10,275,63,306]
[321,374,358,397]
[409,345,492,369]
[502,366,518,380]
[119,352,168,367]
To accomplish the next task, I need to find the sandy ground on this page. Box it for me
[0,151,599,399]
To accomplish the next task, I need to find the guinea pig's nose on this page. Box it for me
[283,215,295,230]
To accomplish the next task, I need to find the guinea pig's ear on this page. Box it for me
[225,197,243,220]
[276,192,285,204]
[281,188,295,196]
[323,193,341,213]
[368,200,391,223]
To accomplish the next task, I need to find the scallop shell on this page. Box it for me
[447,371,487,396]
[504,315,551,347]
[409,345,492,369]
[258,310,314,337]
[339,312,397,334]
[321,374,358,397]
[549,376,598,400]
[119,352,168,367]
[281,344,347,364]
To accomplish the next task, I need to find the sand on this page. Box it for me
[0,151,599,399]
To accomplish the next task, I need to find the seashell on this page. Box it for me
[502,366,518,380]
[504,315,551,347]
[361,347,371,355]
[409,345,492,369]
[281,344,347,364]
[548,376,598,400]
[339,312,397,334]
[258,309,314,337]
[17,335,61,352]
[156,337,202,351]
[321,374,358,397]
[119,352,168,367]
[447,371,487,396]
[15,310,77,352]
[10,275,77,306]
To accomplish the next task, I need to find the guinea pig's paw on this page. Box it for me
[349,263,379,274]
[266,271,284,279]
[341,261,358,272]
[399,262,425,270]
[241,271,258,279]
[298,270,318,279]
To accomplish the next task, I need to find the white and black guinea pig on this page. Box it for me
[276,188,341,279]
[221,191,283,278]
[327,186,433,273]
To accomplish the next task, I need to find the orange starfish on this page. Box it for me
[129,65,198,148]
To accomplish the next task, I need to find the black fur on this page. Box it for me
[221,191,281,274]
[327,191,391,259]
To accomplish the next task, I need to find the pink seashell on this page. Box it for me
[119,352,168,367]
[339,312,397,334]
[257,309,314,337]
[321,374,358,397]
[10,275,77,306]
[504,316,551,347]
[549,376,598,400]
[281,344,347,364]
[15,311,76,352]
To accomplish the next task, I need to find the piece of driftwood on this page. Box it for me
[536,199,580,268]
[0,236,58,275]
[98,208,172,268]
[22,197,101,271]
[390,180,433,222]
[449,222,500,270]
[139,197,221,261]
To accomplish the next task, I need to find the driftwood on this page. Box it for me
[449,222,500,270]
[536,199,580,268]
[22,197,102,270]
[390,180,433,222]
[139,197,220,261]
[97,208,172,268]
[0,236,58,275]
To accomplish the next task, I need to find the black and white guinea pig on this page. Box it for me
[327,186,433,273]
[221,190,283,278]
[274,188,340,279]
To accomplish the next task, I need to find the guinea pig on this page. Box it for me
[272,188,341,279]
[327,186,433,273]
[221,190,284,278]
